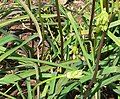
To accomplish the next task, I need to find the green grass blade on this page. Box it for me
[0,34,38,62]
[0,34,18,45]
[60,82,79,97]
[54,77,69,98]
[0,46,6,54]
[16,82,26,99]
[109,20,120,28]
[0,91,16,99]
[33,75,65,96]
[41,82,49,98]
[91,74,120,97]
[0,70,36,84]
[48,73,57,99]
[107,30,120,46]
[67,12,93,73]
[18,0,42,43]
[0,15,28,28]
[102,66,120,74]
[26,77,33,99]
[7,57,74,70]
[0,14,61,28]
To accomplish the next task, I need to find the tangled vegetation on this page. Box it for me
[0,0,120,98]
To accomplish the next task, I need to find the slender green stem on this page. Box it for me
[35,64,40,99]
[79,1,91,14]
[0,91,16,99]
[4,84,16,94]
[55,0,64,61]
[35,0,45,98]
[16,82,26,99]
[26,77,32,99]
[100,0,103,11]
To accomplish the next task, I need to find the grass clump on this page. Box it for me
[0,0,120,98]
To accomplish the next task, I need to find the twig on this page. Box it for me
[88,0,96,41]
[55,0,64,61]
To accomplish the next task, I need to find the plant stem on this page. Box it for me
[55,0,64,61]
[16,82,26,99]
[83,1,109,97]
[83,31,106,99]
[19,0,43,98]
[27,0,32,28]
[38,0,45,60]
[0,91,16,99]
[88,0,96,41]
[35,64,41,99]
[27,0,34,53]
[100,0,104,11]
[105,0,109,13]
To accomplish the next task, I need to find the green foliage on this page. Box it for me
[0,0,120,99]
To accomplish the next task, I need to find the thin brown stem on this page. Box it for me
[83,1,109,97]
[55,0,64,61]
[88,0,96,41]
[83,32,106,99]
[105,0,109,13]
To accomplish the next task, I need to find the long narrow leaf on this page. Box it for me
[0,34,18,45]
[107,30,120,46]
[67,12,93,73]
[109,20,120,28]
[0,34,38,62]
[7,57,74,70]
